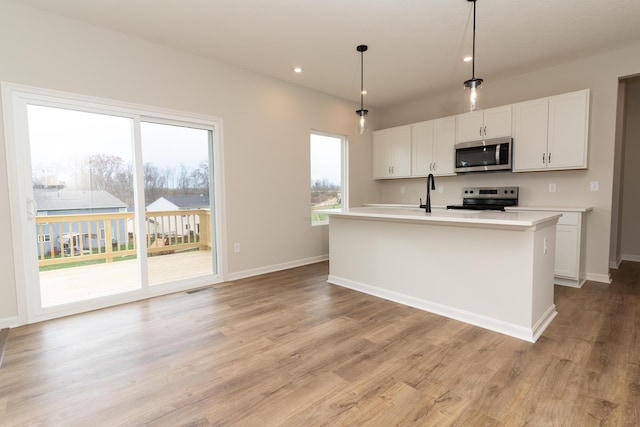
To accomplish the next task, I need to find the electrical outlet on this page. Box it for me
[590,181,599,192]
[543,238,548,254]
[548,183,557,193]
[400,186,405,194]
[438,185,444,194]
[233,243,240,253]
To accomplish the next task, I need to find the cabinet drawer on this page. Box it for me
[557,212,579,226]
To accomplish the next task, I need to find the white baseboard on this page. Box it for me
[327,274,554,343]
[0,316,19,329]
[609,256,622,269]
[585,272,612,284]
[621,254,640,263]
[226,254,328,282]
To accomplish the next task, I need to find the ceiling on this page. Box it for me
[12,0,640,108]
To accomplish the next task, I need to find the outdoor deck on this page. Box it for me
[40,250,214,307]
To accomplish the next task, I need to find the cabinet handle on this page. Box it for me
[542,153,546,164]
[433,163,436,171]
[548,153,551,163]
[484,126,487,136]
[479,127,482,136]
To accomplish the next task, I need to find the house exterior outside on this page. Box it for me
[34,189,128,257]
[145,194,210,238]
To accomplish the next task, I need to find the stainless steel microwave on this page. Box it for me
[454,137,513,173]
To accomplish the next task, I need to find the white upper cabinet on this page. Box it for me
[455,105,512,143]
[412,116,456,177]
[372,125,411,179]
[547,90,589,169]
[512,98,550,171]
[513,89,589,172]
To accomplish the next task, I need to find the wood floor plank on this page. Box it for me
[1,260,639,425]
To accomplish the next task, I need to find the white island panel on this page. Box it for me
[328,208,559,342]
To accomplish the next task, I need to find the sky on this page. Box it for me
[310,133,342,185]
[27,105,210,174]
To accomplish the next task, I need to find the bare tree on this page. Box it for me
[86,154,124,192]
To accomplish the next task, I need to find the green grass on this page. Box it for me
[311,204,341,224]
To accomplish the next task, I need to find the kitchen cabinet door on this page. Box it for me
[372,125,411,179]
[433,116,456,175]
[412,117,456,177]
[547,90,589,170]
[411,120,435,176]
[555,224,579,279]
[455,111,484,143]
[512,98,549,171]
[391,125,412,177]
[372,129,393,178]
[455,106,512,143]
[483,106,512,139]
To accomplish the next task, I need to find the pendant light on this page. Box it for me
[356,44,369,134]
[464,0,483,112]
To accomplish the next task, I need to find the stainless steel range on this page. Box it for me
[446,186,518,211]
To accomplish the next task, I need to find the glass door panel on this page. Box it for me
[140,122,215,286]
[26,105,139,308]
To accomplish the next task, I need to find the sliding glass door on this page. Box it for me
[27,105,140,308]
[140,121,216,286]
[3,84,222,322]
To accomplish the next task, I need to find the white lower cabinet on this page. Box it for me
[555,223,579,279]
[510,209,589,287]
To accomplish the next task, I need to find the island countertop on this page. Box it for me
[328,207,561,230]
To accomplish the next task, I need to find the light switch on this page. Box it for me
[548,183,557,193]
[438,185,444,194]
[590,181,599,192]
[400,186,405,194]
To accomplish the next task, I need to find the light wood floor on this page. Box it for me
[1,261,638,426]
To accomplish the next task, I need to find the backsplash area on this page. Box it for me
[376,169,597,208]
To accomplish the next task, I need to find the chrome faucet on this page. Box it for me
[419,173,436,213]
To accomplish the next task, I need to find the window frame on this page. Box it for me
[310,130,348,226]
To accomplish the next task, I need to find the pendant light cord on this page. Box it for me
[360,49,364,110]
[471,0,476,80]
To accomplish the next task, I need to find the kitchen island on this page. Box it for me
[327,207,561,342]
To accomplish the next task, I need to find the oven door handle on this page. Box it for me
[495,144,501,165]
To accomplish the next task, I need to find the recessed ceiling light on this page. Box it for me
[293,67,303,73]
[463,56,473,62]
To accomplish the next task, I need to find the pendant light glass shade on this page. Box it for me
[464,77,483,112]
[464,0,483,112]
[356,44,368,134]
[356,109,368,134]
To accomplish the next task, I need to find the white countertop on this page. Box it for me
[329,207,561,230]
[362,203,592,213]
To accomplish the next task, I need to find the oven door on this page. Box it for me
[455,137,512,173]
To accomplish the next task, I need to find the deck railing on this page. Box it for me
[35,209,211,267]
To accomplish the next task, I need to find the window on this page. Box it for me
[37,234,51,243]
[310,132,346,225]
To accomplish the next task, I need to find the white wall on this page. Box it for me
[376,43,640,283]
[620,81,640,260]
[0,0,380,323]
